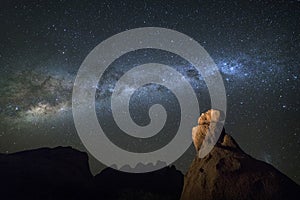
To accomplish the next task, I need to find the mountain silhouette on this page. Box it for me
[0,146,182,200]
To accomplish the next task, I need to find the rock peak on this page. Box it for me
[192,109,227,157]
[182,110,300,200]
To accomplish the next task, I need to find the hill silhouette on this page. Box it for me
[0,146,183,200]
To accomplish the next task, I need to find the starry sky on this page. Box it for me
[0,0,299,183]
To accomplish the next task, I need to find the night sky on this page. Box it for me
[0,0,299,183]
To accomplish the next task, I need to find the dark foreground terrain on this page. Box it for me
[0,146,183,200]
[0,143,299,200]
[1,110,299,200]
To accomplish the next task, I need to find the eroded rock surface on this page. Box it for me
[181,109,300,200]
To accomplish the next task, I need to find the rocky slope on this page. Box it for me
[181,109,300,200]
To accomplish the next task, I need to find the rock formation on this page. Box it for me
[192,109,225,157]
[181,109,300,200]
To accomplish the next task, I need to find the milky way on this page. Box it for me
[0,0,299,182]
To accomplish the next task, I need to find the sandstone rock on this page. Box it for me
[192,109,225,157]
[197,109,224,125]
[181,110,300,200]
